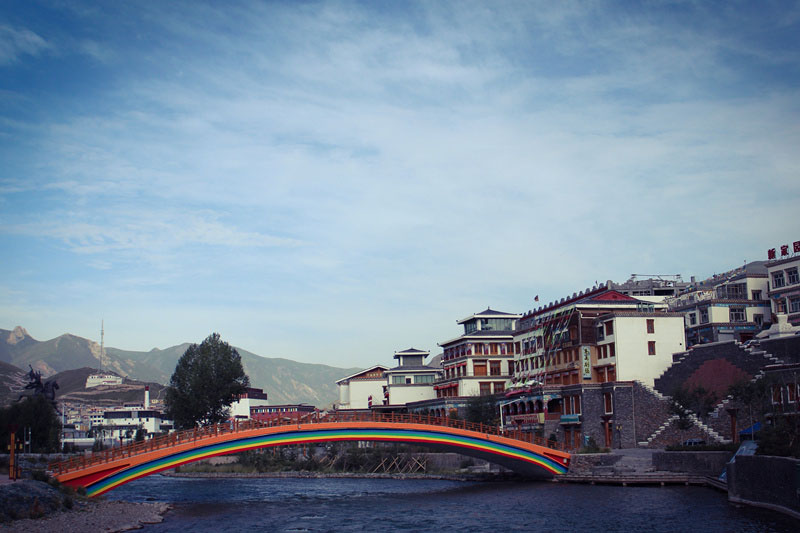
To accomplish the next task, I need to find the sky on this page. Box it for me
[1,1,799,369]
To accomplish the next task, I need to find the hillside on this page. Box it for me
[1,327,360,407]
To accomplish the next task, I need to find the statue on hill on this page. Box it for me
[17,365,59,407]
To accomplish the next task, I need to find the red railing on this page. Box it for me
[49,411,565,475]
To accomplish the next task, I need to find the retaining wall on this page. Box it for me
[727,455,800,519]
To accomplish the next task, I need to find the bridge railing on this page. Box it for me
[49,411,565,476]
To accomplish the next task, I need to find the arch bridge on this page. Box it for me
[49,412,571,497]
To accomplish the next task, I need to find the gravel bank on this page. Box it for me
[2,500,171,533]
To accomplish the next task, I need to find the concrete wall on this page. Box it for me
[652,451,732,476]
[728,455,800,519]
[615,315,686,387]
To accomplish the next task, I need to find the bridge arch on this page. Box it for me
[50,415,570,498]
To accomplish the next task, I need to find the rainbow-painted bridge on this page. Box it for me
[49,413,570,497]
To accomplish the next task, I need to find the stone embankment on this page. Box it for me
[0,479,170,532]
[555,449,731,487]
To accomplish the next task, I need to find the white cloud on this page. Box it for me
[0,25,49,65]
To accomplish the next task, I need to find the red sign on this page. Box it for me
[768,241,800,260]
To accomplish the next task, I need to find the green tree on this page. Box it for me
[463,395,499,426]
[165,333,250,429]
[0,395,61,453]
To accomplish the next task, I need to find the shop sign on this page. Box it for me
[581,346,592,379]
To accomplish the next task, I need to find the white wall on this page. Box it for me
[229,397,270,419]
[388,384,436,405]
[613,315,686,386]
[344,379,385,409]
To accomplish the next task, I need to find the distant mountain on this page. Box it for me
[1,327,360,407]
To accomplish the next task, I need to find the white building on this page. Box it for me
[384,348,440,406]
[594,312,686,386]
[85,373,123,388]
[667,261,771,345]
[766,244,800,326]
[336,365,389,410]
[98,387,173,442]
[228,387,270,419]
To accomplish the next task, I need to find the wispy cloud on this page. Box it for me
[0,25,49,65]
[1,1,799,363]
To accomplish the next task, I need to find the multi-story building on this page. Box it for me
[336,365,389,410]
[250,404,316,423]
[667,261,770,346]
[502,285,686,449]
[383,348,439,406]
[766,240,800,325]
[511,286,685,388]
[435,308,521,398]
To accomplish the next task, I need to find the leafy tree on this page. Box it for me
[165,333,249,429]
[0,395,61,453]
[463,395,499,426]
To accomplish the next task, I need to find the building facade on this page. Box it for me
[228,387,270,419]
[383,348,439,406]
[667,261,771,346]
[336,365,389,410]
[766,247,800,326]
[436,308,521,399]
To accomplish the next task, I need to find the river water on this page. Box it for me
[107,475,797,532]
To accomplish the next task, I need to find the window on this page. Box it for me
[754,314,763,327]
[730,307,746,323]
[490,361,501,376]
[479,382,492,396]
[777,299,787,313]
[700,308,709,324]
[648,341,656,356]
[790,296,800,314]
[405,377,412,384]
[392,375,406,384]
[607,366,616,381]
[414,374,434,384]
[609,343,616,358]
[646,319,655,334]
[788,268,800,285]
[773,271,786,289]
[493,381,505,394]
[604,322,614,336]
[473,360,487,376]
[689,313,697,325]
[574,395,581,414]
[604,392,613,414]
[508,361,514,375]
[751,290,762,301]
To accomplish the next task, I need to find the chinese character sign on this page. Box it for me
[768,248,777,260]
[582,346,592,379]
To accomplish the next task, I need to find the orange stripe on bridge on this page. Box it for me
[49,413,571,497]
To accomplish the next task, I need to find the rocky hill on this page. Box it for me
[1,327,360,407]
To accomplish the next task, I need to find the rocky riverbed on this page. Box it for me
[0,480,170,532]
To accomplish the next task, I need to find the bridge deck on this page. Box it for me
[50,413,571,497]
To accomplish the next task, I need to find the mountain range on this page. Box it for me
[0,327,361,407]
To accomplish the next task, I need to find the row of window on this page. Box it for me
[775,296,800,314]
[772,267,800,289]
[443,342,516,360]
[391,374,435,385]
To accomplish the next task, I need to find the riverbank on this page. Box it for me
[0,479,170,532]
[2,500,171,533]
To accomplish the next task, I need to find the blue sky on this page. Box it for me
[2,1,799,369]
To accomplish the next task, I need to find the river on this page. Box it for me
[107,475,797,532]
